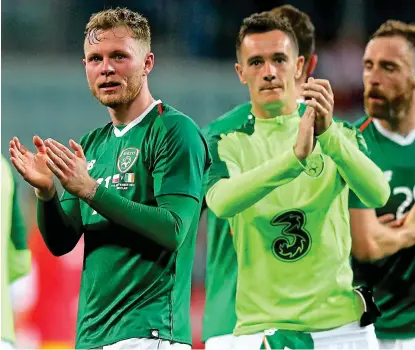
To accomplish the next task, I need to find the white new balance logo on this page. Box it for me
[87,160,96,171]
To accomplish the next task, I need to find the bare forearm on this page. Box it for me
[372,226,415,259]
[354,225,415,261]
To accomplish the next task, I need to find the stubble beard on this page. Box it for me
[365,88,413,123]
[90,74,143,108]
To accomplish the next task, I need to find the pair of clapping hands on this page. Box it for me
[9,136,96,201]
[294,77,334,161]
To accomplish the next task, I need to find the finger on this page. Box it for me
[301,106,315,128]
[46,146,69,171]
[46,158,66,180]
[10,157,26,176]
[10,142,31,164]
[10,141,20,158]
[33,135,47,154]
[308,79,333,95]
[9,142,23,160]
[404,206,415,221]
[9,148,25,164]
[302,90,332,112]
[13,137,22,152]
[70,139,86,159]
[47,139,76,161]
[378,213,395,224]
[388,218,405,228]
[10,140,22,155]
[304,100,328,117]
[45,139,73,165]
[302,83,333,106]
[303,78,332,97]
[13,137,30,156]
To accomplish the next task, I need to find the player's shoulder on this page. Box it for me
[79,123,113,149]
[202,102,252,138]
[333,116,362,135]
[156,103,201,133]
[353,115,374,134]
[332,116,370,153]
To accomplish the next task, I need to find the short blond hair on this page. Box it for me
[372,20,415,50]
[85,7,151,51]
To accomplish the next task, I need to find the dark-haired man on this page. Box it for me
[206,11,389,349]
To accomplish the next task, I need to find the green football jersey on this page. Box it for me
[350,117,415,339]
[201,102,307,341]
[61,101,209,348]
[206,107,390,336]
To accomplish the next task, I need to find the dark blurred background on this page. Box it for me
[2,0,414,348]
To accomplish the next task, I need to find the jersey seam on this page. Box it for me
[169,253,177,341]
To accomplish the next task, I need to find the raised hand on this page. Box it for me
[44,138,97,199]
[301,77,334,135]
[294,105,316,160]
[9,136,56,199]
[403,206,415,228]
[378,213,406,228]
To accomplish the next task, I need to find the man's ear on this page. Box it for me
[235,63,247,85]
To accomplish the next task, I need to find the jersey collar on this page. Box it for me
[113,99,162,138]
[372,119,415,146]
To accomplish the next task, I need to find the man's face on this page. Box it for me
[363,36,414,120]
[235,29,303,108]
[83,26,152,108]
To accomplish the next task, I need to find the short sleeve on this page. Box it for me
[207,133,241,190]
[153,116,209,201]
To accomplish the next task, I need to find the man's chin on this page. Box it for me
[260,96,285,109]
[99,96,124,108]
[365,104,389,120]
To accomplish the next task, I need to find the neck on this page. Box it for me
[251,99,297,119]
[108,81,154,126]
[377,95,415,136]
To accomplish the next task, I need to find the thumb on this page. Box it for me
[33,135,47,154]
[69,139,85,159]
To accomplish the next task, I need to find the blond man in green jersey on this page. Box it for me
[206,11,390,349]
[350,20,415,350]
[9,8,210,350]
[202,6,318,350]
